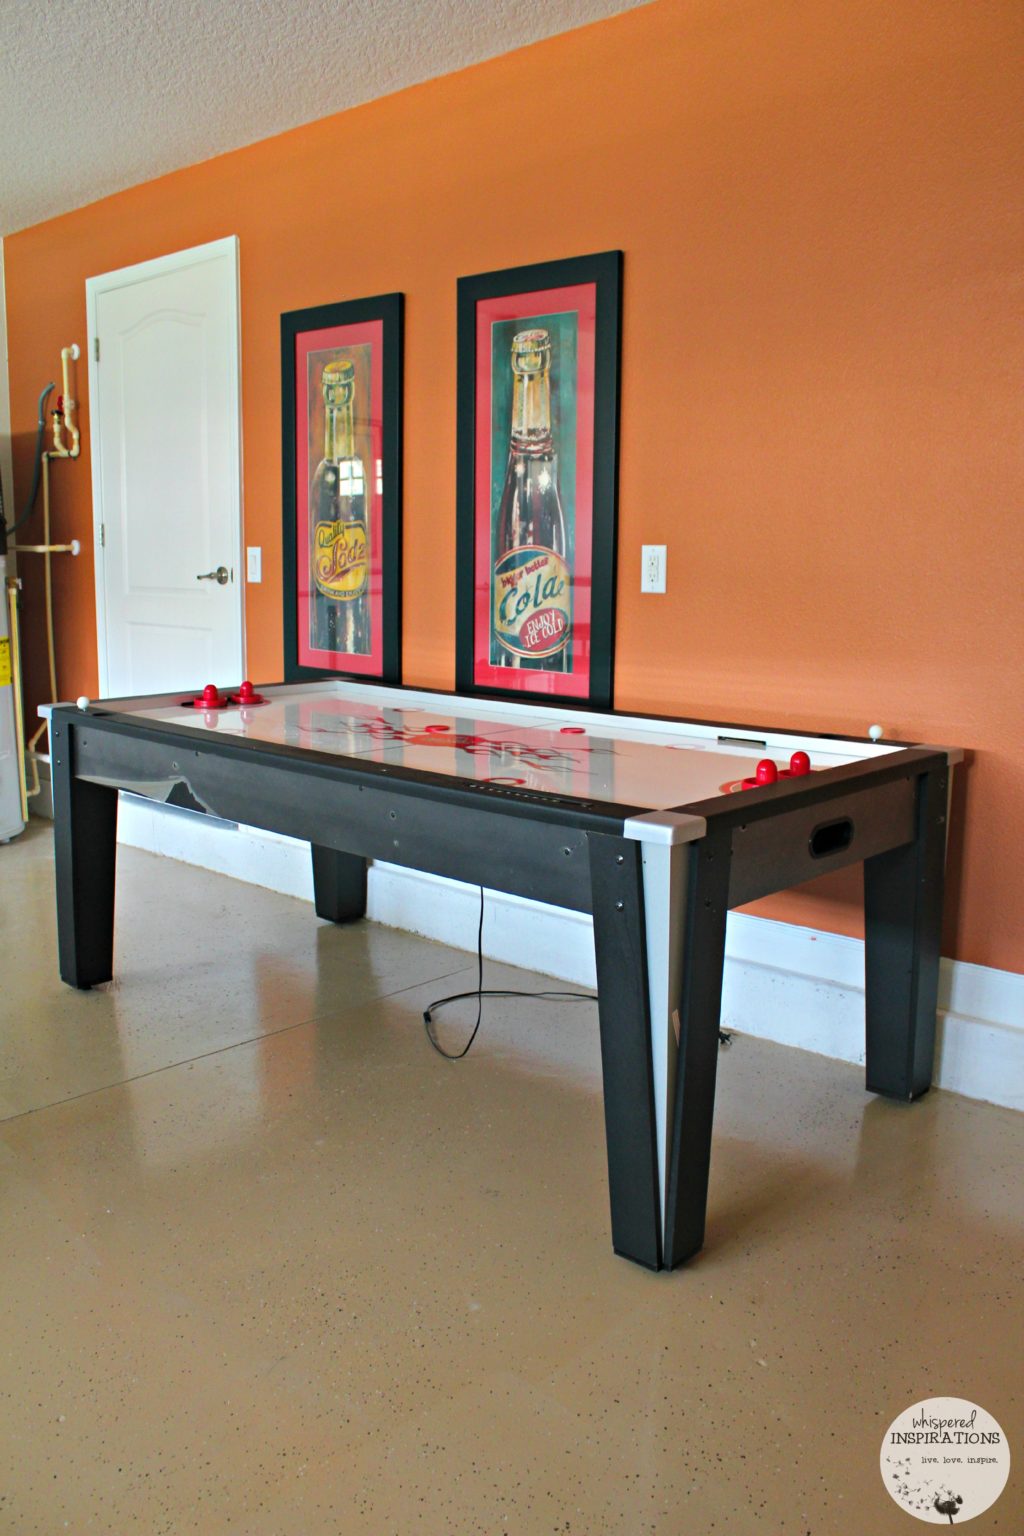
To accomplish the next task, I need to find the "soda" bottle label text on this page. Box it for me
[313,519,368,600]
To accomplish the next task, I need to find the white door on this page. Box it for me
[87,237,243,697]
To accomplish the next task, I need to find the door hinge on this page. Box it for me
[100,523,106,548]
[94,336,100,362]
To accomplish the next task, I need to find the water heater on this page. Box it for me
[0,550,26,841]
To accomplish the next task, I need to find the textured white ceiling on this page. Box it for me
[0,0,650,236]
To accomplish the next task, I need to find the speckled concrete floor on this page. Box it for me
[0,818,1020,1534]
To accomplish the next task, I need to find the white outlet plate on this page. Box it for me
[246,546,262,583]
[641,544,666,594]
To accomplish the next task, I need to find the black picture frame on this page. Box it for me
[282,293,403,684]
[455,251,622,709]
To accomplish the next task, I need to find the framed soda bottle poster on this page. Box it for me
[456,252,622,708]
[281,293,403,683]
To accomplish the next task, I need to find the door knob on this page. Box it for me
[196,566,230,585]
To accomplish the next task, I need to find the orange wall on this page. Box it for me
[5,0,1022,973]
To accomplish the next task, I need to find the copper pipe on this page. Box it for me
[5,576,28,821]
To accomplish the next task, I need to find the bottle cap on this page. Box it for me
[321,358,355,406]
[511,329,551,374]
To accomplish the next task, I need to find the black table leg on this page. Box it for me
[311,845,368,923]
[588,834,662,1270]
[51,721,118,990]
[664,832,731,1269]
[864,762,949,1100]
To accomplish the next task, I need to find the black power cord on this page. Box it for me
[422,887,598,1060]
[421,887,737,1059]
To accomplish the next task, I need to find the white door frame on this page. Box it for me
[85,236,244,697]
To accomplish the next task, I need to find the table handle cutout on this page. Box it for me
[809,817,854,859]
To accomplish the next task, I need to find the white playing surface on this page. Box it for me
[115,681,895,811]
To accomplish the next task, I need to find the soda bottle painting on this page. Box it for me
[490,326,574,670]
[309,355,370,656]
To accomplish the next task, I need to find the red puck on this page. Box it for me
[424,723,450,733]
[560,726,585,734]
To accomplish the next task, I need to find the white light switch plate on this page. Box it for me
[246,547,262,583]
[641,544,666,594]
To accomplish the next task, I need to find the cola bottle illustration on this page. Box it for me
[490,329,570,670]
[310,358,369,655]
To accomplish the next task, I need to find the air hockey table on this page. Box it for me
[48,680,960,1270]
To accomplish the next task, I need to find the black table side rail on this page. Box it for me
[54,706,644,837]
[54,709,626,923]
[60,710,945,846]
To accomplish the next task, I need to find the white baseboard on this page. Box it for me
[115,797,1023,1113]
